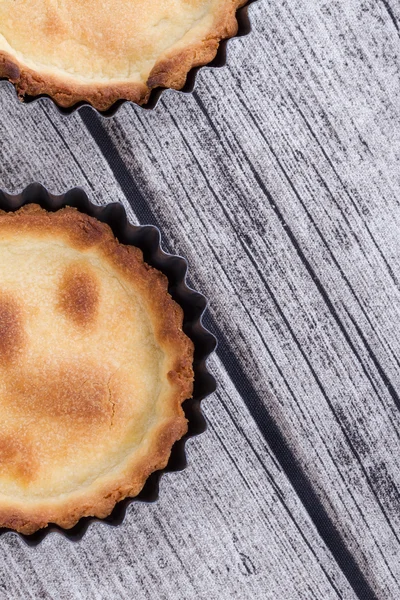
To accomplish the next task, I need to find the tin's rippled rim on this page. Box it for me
[0,0,256,116]
[0,183,217,545]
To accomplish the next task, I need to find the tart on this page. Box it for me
[0,204,193,534]
[0,0,247,110]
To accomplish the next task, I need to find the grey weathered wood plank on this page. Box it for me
[0,91,126,210]
[73,1,400,596]
[0,0,399,597]
[0,85,357,598]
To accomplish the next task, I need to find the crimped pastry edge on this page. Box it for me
[0,204,194,534]
[0,0,247,110]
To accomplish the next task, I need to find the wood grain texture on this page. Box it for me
[0,356,357,600]
[0,0,398,598]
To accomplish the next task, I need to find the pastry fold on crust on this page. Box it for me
[0,0,247,109]
[0,205,194,534]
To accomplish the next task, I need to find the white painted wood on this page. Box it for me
[0,0,398,597]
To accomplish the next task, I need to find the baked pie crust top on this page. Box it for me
[0,205,193,534]
[0,0,246,109]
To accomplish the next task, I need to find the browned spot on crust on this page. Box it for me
[10,362,112,428]
[0,433,37,484]
[43,8,68,39]
[58,263,100,327]
[0,293,24,365]
[0,55,20,81]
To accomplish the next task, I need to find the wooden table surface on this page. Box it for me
[0,1,399,598]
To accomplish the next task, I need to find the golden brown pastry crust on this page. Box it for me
[0,0,247,110]
[0,205,194,534]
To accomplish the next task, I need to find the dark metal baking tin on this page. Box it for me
[0,0,256,116]
[0,183,217,545]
